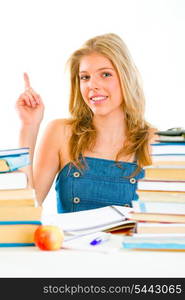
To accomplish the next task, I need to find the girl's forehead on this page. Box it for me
[79,53,114,72]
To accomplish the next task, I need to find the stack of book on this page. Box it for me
[151,127,185,167]
[0,148,42,247]
[122,129,185,250]
[155,127,185,143]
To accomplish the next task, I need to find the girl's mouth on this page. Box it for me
[90,96,108,103]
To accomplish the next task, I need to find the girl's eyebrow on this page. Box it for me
[79,67,114,74]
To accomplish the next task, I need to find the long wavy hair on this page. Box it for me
[66,33,153,171]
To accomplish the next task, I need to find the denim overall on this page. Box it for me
[55,156,145,213]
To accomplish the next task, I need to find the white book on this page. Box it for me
[124,233,185,239]
[42,205,135,235]
[144,164,185,169]
[0,147,29,157]
[138,179,185,192]
[152,155,185,161]
[151,143,185,155]
[157,136,185,142]
[0,172,28,189]
[132,200,185,214]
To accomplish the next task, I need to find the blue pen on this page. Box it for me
[90,234,110,246]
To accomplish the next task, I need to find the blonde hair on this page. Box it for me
[66,33,153,171]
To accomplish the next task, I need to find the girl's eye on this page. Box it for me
[102,72,112,78]
[79,75,90,80]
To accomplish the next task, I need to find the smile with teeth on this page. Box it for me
[90,96,108,102]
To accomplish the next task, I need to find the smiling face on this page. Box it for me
[79,53,123,117]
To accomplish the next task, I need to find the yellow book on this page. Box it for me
[0,159,9,172]
[152,155,185,166]
[128,211,185,223]
[144,166,185,181]
[136,222,185,234]
[137,190,185,203]
[0,199,35,207]
[0,188,36,206]
[0,223,40,244]
[0,206,42,221]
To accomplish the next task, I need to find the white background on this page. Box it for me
[0,0,185,213]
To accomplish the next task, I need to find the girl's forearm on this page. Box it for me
[19,123,41,162]
[18,124,41,189]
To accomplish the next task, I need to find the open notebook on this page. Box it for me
[41,205,135,236]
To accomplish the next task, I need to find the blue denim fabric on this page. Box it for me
[55,157,145,213]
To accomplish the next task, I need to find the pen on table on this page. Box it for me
[90,234,111,246]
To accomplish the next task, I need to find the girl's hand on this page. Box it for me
[16,73,45,126]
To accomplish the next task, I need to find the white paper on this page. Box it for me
[42,205,133,234]
[63,231,123,253]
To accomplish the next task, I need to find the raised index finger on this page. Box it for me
[24,72,31,90]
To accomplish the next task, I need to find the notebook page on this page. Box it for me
[42,205,133,233]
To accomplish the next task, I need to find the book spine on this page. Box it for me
[0,147,29,157]
[0,221,41,225]
[122,242,185,249]
[0,172,28,190]
[132,200,185,214]
[132,201,146,212]
[151,143,185,146]
[0,243,35,247]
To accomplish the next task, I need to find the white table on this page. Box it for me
[0,242,185,278]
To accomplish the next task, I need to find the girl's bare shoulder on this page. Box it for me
[44,119,72,166]
[45,118,72,139]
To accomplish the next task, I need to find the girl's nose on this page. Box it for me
[88,76,100,90]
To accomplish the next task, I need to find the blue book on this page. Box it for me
[123,242,185,250]
[122,234,185,250]
[0,147,30,172]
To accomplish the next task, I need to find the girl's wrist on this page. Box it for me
[20,121,42,130]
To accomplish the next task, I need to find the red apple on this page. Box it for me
[34,225,64,250]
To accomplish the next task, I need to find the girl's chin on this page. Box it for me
[92,109,110,117]
[91,107,123,118]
